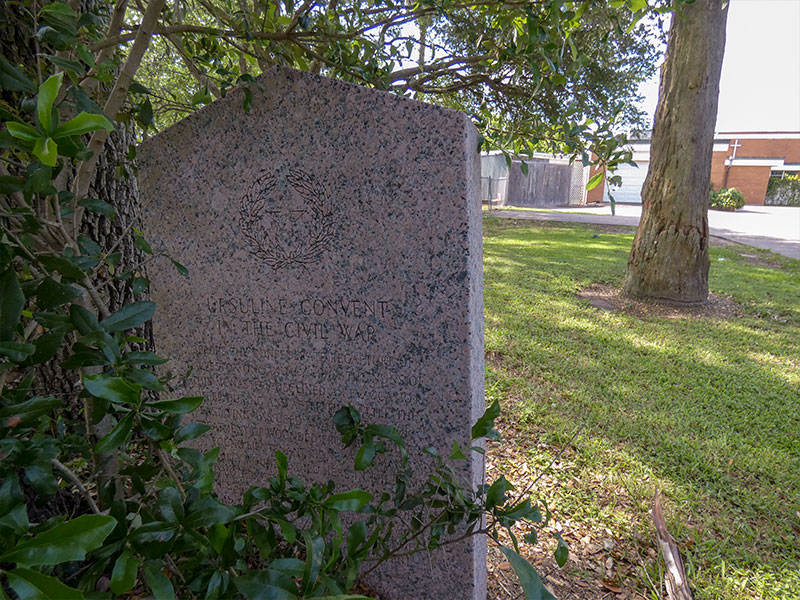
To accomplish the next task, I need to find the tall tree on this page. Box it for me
[623,0,729,304]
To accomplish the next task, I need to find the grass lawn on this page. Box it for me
[482,216,800,600]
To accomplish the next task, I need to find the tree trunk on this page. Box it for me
[623,0,728,304]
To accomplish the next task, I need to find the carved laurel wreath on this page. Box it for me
[238,168,335,270]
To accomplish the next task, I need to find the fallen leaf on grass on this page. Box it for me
[601,580,623,593]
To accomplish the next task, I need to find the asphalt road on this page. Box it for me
[487,204,800,260]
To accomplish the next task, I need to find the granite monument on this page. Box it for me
[138,67,485,599]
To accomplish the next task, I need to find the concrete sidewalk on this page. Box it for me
[487,204,800,260]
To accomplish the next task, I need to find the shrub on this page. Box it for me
[765,175,800,206]
[709,187,745,211]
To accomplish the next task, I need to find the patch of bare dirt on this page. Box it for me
[735,252,783,268]
[576,284,741,320]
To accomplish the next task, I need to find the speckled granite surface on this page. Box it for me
[138,67,485,600]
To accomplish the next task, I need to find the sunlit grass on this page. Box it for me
[483,217,800,599]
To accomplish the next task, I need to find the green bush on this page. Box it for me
[765,175,800,206]
[709,187,746,211]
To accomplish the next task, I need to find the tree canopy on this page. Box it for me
[119,0,669,163]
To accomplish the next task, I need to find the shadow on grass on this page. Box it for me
[482,218,800,597]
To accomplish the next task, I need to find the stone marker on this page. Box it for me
[138,67,485,599]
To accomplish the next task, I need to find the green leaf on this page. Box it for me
[628,0,647,11]
[125,351,168,366]
[37,255,85,281]
[53,113,114,139]
[354,436,375,470]
[128,81,152,95]
[324,490,372,512]
[247,520,275,559]
[44,55,84,75]
[183,497,237,529]
[30,312,71,332]
[147,396,203,414]
[140,414,170,440]
[170,259,189,276]
[7,568,84,600]
[302,532,325,596]
[190,88,213,106]
[138,98,154,126]
[69,304,101,334]
[269,558,304,578]
[449,440,466,460]
[0,503,30,536]
[21,331,62,365]
[110,551,141,594]
[233,570,298,600]
[77,196,115,219]
[276,519,297,545]
[0,55,36,93]
[553,532,569,567]
[206,523,228,554]
[0,341,36,362]
[500,546,556,600]
[158,487,184,523]
[242,87,253,114]
[40,1,78,23]
[586,171,604,191]
[0,174,24,194]
[174,423,210,443]
[0,396,60,425]
[24,465,58,496]
[37,73,62,134]
[130,521,177,544]
[524,529,538,545]
[205,571,224,599]
[100,301,155,332]
[95,413,135,454]
[0,514,116,567]
[126,367,163,391]
[471,400,500,439]
[0,268,25,341]
[346,521,367,556]
[5,121,41,143]
[35,277,82,309]
[143,565,175,600]
[69,86,106,117]
[135,235,152,254]
[82,373,141,404]
[76,44,95,68]
[486,475,513,510]
[131,275,147,294]
[276,449,288,486]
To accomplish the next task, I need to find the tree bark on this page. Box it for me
[623,0,728,304]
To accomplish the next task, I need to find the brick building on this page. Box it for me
[587,131,800,205]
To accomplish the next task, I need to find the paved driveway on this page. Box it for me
[487,204,800,259]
